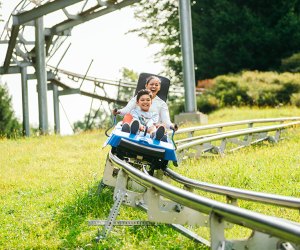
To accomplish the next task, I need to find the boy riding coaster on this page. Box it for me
[121,89,166,141]
[104,74,179,173]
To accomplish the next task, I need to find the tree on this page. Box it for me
[133,0,300,81]
[0,1,3,22]
[73,68,139,132]
[120,67,138,82]
[0,82,21,138]
[281,52,300,72]
[73,108,111,132]
[116,67,138,102]
[132,1,181,81]
[193,0,300,79]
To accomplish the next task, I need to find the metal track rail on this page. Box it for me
[164,168,300,209]
[174,117,300,144]
[175,120,300,157]
[109,152,300,246]
[175,117,300,136]
[95,119,300,248]
[47,65,185,97]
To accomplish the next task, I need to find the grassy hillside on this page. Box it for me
[0,107,299,249]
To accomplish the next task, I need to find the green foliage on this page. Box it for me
[168,98,185,120]
[117,67,138,103]
[0,1,3,22]
[257,90,278,107]
[133,0,300,81]
[291,93,300,107]
[73,68,139,132]
[197,71,300,112]
[208,77,252,107]
[281,52,300,72]
[73,108,112,132]
[120,67,138,82]
[0,82,21,138]
[1,108,299,248]
[276,82,300,104]
[132,0,181,81]
[196,95,219,113]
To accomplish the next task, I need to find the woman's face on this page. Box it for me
[146,78,161,96]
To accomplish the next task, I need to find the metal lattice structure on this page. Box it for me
[1,0,139,72]
[0,0,199,136]
[0,0,142,135]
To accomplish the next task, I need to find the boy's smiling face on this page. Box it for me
[137,94,152,112]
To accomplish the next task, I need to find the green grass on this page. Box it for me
[0,107,299,249]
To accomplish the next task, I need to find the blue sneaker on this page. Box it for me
[161,135,168,142]
[121,123,130,133]
[130,120,140,135]
[154,126,165,141]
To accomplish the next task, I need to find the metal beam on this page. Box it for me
[27,71,56,80]
[21,66,30,136]
[58,88,80,96]
[35,17,49,134]
[79,90,127,105]
[3,25,20,73]
[179,0,197,112]
[0,66,21,75]
[12,0,85,26]
[57,87,127,106]
[52,84,60,134]
[51,0,139,34]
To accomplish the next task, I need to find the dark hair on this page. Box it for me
[136,89,152,101]
[145,76,161,85]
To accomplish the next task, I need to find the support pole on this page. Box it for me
[53,84,60,134]
[35,16,49,134]
[179,0,196,112]
[175,0,208,125]
[21,66,30,136]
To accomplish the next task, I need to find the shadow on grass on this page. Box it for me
[55,180,115,248]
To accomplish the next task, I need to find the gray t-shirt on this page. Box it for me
[130,108,159,127]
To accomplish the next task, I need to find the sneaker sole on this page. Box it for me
[130,120,139,134]
[121,123,130,133]
[155,126,165,141]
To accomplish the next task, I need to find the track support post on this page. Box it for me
[96,169,128,240]
[209,211,299,250]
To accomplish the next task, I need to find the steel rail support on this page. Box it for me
[109,152,300,245]
[21,66,30,136]
[12,0,85,26]
[178,0,197,113]
[52,83,60,134]
[35,16,48,134]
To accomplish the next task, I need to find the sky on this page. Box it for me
[0,0,164,135]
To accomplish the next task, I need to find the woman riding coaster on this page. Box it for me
[113,75,178,133]
[106,75,179,171]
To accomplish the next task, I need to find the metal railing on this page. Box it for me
[109,152,300,245]
[164,168,300,209]
[174,117,300,138]
[96,118,300,248]
[174,119,300,156]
